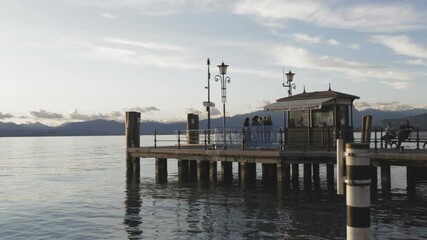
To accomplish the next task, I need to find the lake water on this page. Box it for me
[1,136,427,239]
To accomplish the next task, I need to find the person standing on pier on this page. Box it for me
[243,117,251,148]
[397,119,414,148]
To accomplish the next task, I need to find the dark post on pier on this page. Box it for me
[126,112,141,175]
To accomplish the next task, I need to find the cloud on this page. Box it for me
[327,39,340,46]
[234,0,425,33]
[67,109,123,121]
[272,45,410,80]
[405,59,426,66]
[106,38,186,52]
[0,112,14,119]
[29,109,64,119]
[372,35,427,59]
[127,106,160,114]
[71,0,227,16]
[293,33,321,45]
[355,101,415,111]
[349,43,361,50]
[100,13,119,19]
[186,108,203,115]
[380,81,411,90]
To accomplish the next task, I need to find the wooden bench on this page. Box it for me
[387,138,427,150]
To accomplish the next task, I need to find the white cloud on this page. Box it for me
[354,101,415,111]
[29,109,64,119]
[0,112,14,119]
[100,13,119,19]
[273,45,410,80]
[234,0,425,33]
[380,81,411,90]
[372,35,427,59]
[327,39,340,46]
[406,59,426,66]
[127,106,160,114]
[67,109,123,121]
[349,43,361,50]
[293,33,321,45]
[106,38,186,51]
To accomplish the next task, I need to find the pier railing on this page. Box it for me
[150,127,427,151]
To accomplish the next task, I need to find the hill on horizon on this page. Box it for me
[1,108,427,137]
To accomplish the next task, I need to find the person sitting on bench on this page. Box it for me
[397,119,414,148]
[382,122,396,147]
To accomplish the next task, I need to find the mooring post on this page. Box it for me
[178,159,189,182]
[126,111,141,174]
[303,164,312,191]
[221,161,233,182]
[155,158,168,183]
[291,163,299,189]
[345,143,371,240]
[209,161,217,182]
[381,164,391,195]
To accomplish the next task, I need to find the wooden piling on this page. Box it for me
[313,163,320,190]
[381,165,391,194]
[209,161,217,182]
[188,160,198,181]
[292,164,299,189]
[221,161,233,182]
[240,162,256,187]
[178,159,189,182]
[262,164,277,187]
[326,163,334,190]
[126,112,141,174]
[304,164,312,190]
[406,166,415,194]
[197,160,210,182]
[155,158,167,183]
[370,166,378,194]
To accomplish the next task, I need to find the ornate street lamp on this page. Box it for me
[215,61,231,149]
[282,70,296,96]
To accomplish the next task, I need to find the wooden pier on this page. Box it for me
[126,112,427,194]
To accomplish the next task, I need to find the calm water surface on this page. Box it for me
[0,136,427,239]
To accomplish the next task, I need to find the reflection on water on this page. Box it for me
[1,136,427,239]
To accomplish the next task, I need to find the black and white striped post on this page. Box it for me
[345,143,371,240]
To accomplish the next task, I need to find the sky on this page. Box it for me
[1,0,427,125]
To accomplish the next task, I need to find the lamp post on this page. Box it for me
[282,70,296,96]
[203,58,215,143]
[215,62,231,149]
[282,70,296,129]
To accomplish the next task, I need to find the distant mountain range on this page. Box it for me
[1,108,427,137]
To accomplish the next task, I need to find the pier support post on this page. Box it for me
[381,164,391,194]
[406,166,415,194]
[188,160,198,181]
[292,164,299,189]
[277,162,291,190]
[221,161,233,182]
[209,161,217,182]
[155,158,168,183]
[304,164,312,191]
[370,166,378,194]
[262,164,277,187]
[197,160,210,182]
[345,143,371,240]
[126,112,141,175]
[240,162,256,188]
[178,160,189,182]
[326,164,334,191]
[313,163,320,190]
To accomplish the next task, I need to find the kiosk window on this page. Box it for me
[289,111,309,127]
[312,106,334,127]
